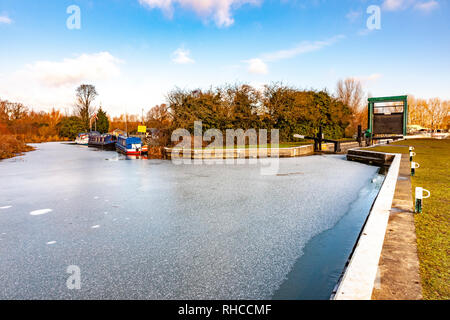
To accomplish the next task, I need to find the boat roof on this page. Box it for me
[118,135,141,142]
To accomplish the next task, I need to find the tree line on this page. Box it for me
[1,80,448,150]
[0,85,110,141]
[0,100,62,142]
[408,96,449,131]
[148,84,353,145]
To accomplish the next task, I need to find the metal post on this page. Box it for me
[404,97,408,136]
[415,187,430,213]
[335,141,341,153]
[318,126,323,151]
[368,101,373,134]
[357,125,362,147]
[125,113,128,137]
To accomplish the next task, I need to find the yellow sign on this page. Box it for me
[138,126,147,133]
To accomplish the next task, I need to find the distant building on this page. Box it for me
[146,128,160,138]
[407,125,430,133]
[111,129,126,137]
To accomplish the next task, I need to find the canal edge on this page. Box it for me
[333,151,402,300]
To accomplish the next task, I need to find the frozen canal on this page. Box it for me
[0,142,382,299]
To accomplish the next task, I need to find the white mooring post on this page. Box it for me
[415,187,431,213]
[409,150,416,162]
[411,162,420,176]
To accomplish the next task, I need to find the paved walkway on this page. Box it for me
[372,154,423,300]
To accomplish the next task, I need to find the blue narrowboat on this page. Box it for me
[88,133,117,150]
[116,135,142,155]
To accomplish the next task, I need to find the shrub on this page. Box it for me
[0,135,34,160]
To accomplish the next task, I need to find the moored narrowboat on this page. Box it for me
[116,135,142,155]
[88,134,117,150]
[75,133,89,145]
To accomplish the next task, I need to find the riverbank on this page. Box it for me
[367,139,450,300]
[0,134,70,160]
[0,135,35,160]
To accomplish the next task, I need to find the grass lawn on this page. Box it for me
[218,139,356,149]
[368,139,450,300]
[174,139,357,150]
[218,141,315,149]
[174,141,316,149]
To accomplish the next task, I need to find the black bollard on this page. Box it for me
[357,125,362,147]
[318,126,323,151]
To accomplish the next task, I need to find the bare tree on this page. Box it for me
[409,96,450,130]
[336,78,364,113]
[408,96,429,127]
[0,100,8,122]
[146,104,171,125]
[427,98,449,130]
[75,84,98,131]
[336,78,366,135]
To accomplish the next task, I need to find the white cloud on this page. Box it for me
[354,73,383,86]
[138,0,261,27]
[414,1,439,12]
[172,48,195,64]
[245,58,268,74]
[261,35,345,62]
[244,35,344,75]
[365,73,383,82]
[0,52,124,113]
[0,52,182,116]
[382,0,439,11]
[358,28,377,36]
[346,10,362,22]
[0,14,13,24]
[16,52,122,87]
[383,0,408,11]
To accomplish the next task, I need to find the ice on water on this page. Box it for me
[0,143,379,299]
[30,209,52,216]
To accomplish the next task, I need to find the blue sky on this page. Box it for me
[0,0,449,115]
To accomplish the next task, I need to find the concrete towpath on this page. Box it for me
[372,154,423,300]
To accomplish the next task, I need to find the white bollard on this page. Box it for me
[411,162,420,176]
[415,187,431,213]
[410,151,416,161]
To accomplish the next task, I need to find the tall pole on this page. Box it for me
[357,125,362,147]
[125,113,128,137]
[318,126,323,152]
